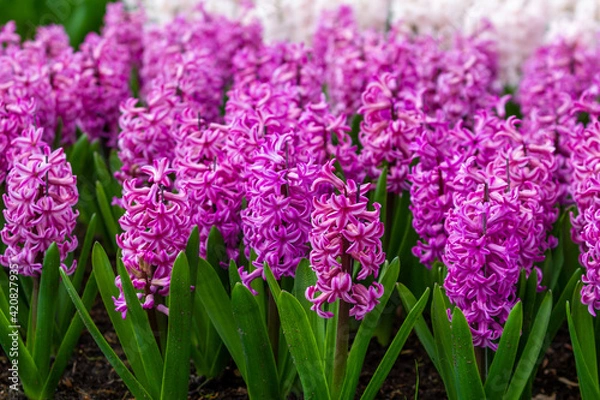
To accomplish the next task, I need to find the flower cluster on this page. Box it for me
[115,158,190,316]
[306,160,385,320]
[240,133,319,290]
[0,127,78,276]
[174,110,242,261]
[443,164,521,350]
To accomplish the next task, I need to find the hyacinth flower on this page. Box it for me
[114,158,190,317]
[306,159,385,319]
[296,96,363,182]
[116,91,178,183]
[570,114,600,315]
[239,133,319,289]
[77,29,132,144]
[304,159,385,397]
[409,121,464,267]
[313,5,370,116]
[359,72,424,194]
[1,36,57,144]
[232,41,323,107]
[0,97,36,182]
[443,165,521,350]
[174,108,242,261]
[1,126,78,276]
[519,39,600,203]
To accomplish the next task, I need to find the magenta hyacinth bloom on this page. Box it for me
[240,133,319,290]
[1,127,78,276]
[443,164,521,350]
[306,160,385,320]
[114,158,191,317]
[77,29,132,144]
[570,115,600,315]
[359,72,424,194]
[174,109,242,261]
[409,121,464,267]
[296,97,363,182]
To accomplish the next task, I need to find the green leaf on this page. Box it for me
[91,243,151,391]
[0,308,42,398]
[397,283,438,371]
[373,167,388,246]
[185,226,200,292]
[522,269,540,335]
[279,292,330,400]
[545,269,581,348]
[450,307,485,400]
[93,152,113,193]
[341,259,400,399]
[264,262,282,300]
[196,258,246,379]
[504,291,552,400]
[161,253,192,400]
[566,301,600,400]
[229,258,242,288]
[485,302,523,398]
[95,181,118,250]
[361,287,430,400]
[432,285,458,400]
[232,283,280,400]
[42,271,98,397]
[324,302,338,387]
[117,261,164,398]
[206,226,227,271]
[59,268,153,400]
[292,259,324,352]
[67,134,90,177]
[387,191,410,256]
[33,243,60,380]
[570,283,598,382]
[58,214,98,334]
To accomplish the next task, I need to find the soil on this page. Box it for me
[0,301,581,400]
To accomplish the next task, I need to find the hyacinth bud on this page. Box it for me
[1,127,78,276]
[306,160,385,320]
[114,158,190,317]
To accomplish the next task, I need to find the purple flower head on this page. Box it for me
[239,132,319,291]
[306,160,385,320]
[570,119,600,315]
[174,109,242,262]
[1,129,78,276]
[314,6,370,116]
[116,89,179,183]
[444,163,521,350]
[233,42,323,107]
[296,97,363,182]
[359,72,425,193]
[0,22,20,54]
[409,121,464,267]
[0,42,57,143]
[102,2,145,68]
[114,158,191,317]
[519,39,600,204]
[433,29,500,123]
[77,30,131,144]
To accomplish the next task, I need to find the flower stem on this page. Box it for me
[475,346,488,382]
[332,245,352,399]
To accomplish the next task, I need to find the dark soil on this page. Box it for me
[0,301,581,400]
